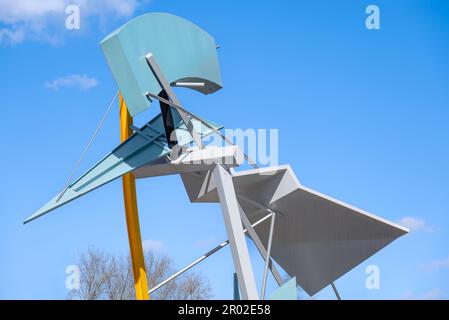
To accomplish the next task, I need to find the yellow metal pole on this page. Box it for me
[119,93,150,300]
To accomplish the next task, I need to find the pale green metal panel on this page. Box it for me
[24,113,222,224]
[101,13,223,117]
[269,277,297,300]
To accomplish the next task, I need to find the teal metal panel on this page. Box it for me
[233,273,240,300]
[101,13,223,117]
[269,277,297,300]
[24,113,222,224]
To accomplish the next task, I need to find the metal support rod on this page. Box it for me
[214,164,259,300]
[237,194,283,217]
[260,212,276,300]
[331,282,342,300]
[56,91,118,202]
[149,241,227,295]
[149,212,274,295]
[119,93,150,300]
[237,204,284,287]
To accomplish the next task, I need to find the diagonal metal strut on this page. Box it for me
[145,53,204,150]
[148,212,275,295]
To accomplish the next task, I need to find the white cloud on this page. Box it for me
[0,28,25,44]
[397,216,435,233]
[419,256,449,272]
[45,74,98,90]
[402,288,445,300]
[0,0,144,44]
[0,0,65,24]
[142,239,167,253]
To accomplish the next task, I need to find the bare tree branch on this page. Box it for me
[67,247,212,300]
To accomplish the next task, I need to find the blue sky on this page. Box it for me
[1,0,449,300]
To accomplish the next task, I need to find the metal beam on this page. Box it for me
[260,212,276,300]
[214,164,259,300]
[119,93,149,300]
[145,53,204,149]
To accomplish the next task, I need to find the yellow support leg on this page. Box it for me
[119,93,150,300]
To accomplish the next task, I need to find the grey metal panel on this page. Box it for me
[180,165,408,296]
[241,180,408,296]
[213,165,259,300]
[180,170,219,203]
[180,165,296,204]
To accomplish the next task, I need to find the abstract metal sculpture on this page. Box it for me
[26,13,408,300]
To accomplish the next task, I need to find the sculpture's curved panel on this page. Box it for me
[101,13,223,117]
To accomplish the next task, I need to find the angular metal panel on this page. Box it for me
[248,184,408,296]
[269,277,297,300]
[101,13,223,117]
[180,165,409,296]
[24,113,221,224]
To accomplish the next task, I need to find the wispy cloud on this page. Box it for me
[402,288,445,300]
[0,0,145,44]
[45,74,99,91]
[397,216,435,233]
[419,256,449,272]
[0,28,25,44]
[142,239,167,253]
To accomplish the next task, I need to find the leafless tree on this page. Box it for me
[68,247,212,300]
